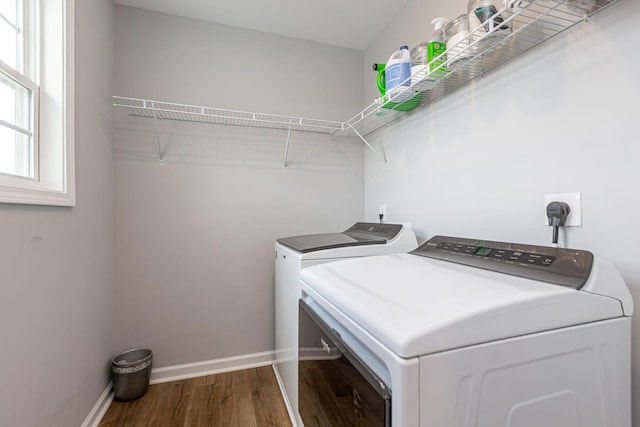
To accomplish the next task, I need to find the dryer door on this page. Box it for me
[298,300,391,426]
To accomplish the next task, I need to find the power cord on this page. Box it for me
[546,201,570,247]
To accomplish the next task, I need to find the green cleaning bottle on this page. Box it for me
[428,17,449,78]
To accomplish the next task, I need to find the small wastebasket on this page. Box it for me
[111,348,153,401]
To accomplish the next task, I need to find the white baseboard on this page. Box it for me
[81,381,114,427]
[149,350,276,384]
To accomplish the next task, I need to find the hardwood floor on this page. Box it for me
[99,365,292,427]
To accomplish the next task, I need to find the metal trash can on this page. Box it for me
[111,348,153,401]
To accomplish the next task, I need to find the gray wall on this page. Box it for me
[0,0,115,426]
[113,6,364,367]
[364,0,640,424]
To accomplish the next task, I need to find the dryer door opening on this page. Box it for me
[298,300,391,426]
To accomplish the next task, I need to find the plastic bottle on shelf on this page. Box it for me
[468,0,511,42]
[410,42,428,68]
[385,46,415,103]
[410,40,429,90]
[427,17,449,78]
[409,18,449,91]
[445,14,472,68]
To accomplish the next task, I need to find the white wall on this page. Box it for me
[113,6,365,368]
[0,0,115,426]
[364,0,640,424]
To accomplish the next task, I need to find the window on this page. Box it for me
[0,0,74,206]
[0,0,36,179]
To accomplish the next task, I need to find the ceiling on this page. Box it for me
[112,0,410,51]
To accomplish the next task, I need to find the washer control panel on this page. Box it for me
[412,235,593,289]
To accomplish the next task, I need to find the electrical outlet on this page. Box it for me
[379,204,387,221]
[544,193,582,226]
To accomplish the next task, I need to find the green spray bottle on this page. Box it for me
[427,17,449,78]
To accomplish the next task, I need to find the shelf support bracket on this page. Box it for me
[150,103,165,165]
[282,120,293,172]
[348,124,387,166]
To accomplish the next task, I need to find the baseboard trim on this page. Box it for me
[149,350,276,384]
[81,381,114,427]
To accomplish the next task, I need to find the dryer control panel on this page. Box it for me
[412,235,594,289]
[344,222,402,240]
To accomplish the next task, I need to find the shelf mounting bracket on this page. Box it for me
[348,124,387,166]
[150,103,165,165]
[282,120,293,172]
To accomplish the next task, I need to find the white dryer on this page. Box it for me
[299,235,633,427]
[274,222,417,426]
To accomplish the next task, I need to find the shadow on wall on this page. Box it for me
[112,115,363,173]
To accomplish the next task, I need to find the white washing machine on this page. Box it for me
[298,235,633,427]
[274,222,418,426]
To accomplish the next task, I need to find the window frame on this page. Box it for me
[0,61,40,181]
[0,0,75,206]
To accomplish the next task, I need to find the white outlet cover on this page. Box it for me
[544,192,582,227]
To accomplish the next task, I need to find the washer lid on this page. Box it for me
[277,222,402,253]
[300,252,628,359]
[277,232,384,253]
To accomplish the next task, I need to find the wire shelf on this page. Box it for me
[336,0,619,138]
[113,97,347,134]
[113,0,619,166]
[113,97,353,168]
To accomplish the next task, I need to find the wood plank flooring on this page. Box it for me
[99,365,292,427]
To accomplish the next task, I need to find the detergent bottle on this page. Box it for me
[384,46,415,103]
